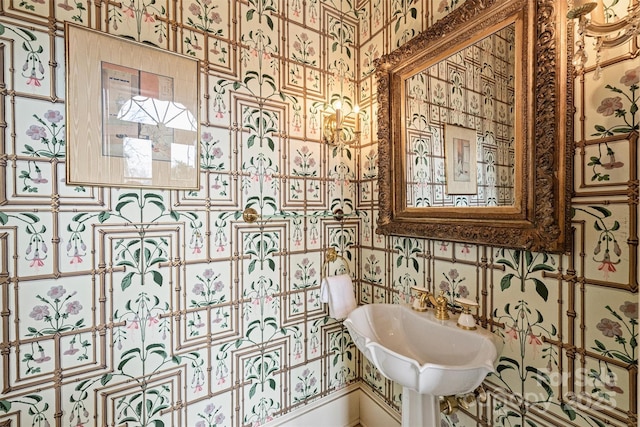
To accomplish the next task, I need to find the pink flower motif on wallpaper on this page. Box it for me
[438,268,469,306]
[31,172,48,184]
[596,96,623,116]
[190,36,202,50]
[188,0,223,35]
[30,305,50,321]
[192,283,205,295]
[57,1,74,11]
[43,110,63,123]
[194,316,206,329]
[293,368,318,402]
[28,255,44,267]
[21,109,65,192]
[70,249,83,264]
[11,24,47,90]
[63,344,79,356]
[620,66,640,86]
[211,147,223,158]
[203,267,214,280]
[33,350,51,363]
[290,0,302,17]
[620,300,638,319]
[291,33,317,67]
[127,318,140,329]
[292,258,317,289]
[28,286,84,331]
[66,227,88,265]
[504,325,518,342]
[196,403,226,427]
[596,251,619,279]
[590,302,636,400]
[575,205,622,279]
[25,110,65,157]
[460,243,472,254]
[66,300,83,315]
[363,254,382,284]
[48,285,64,299]
[191,268,225,307]
[211,13,222,24]
[215,361,229,385]
[597,318,622,337]
[190,228,204,254]
[188,3,200,15]
[527,329,543,355]
[292,145,318,177]
[590,66,638,180]
[26,125,46,140]
[23,285,87,374]
[26,70,42,87]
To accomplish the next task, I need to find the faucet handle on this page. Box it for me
[455,298,478,330]
[410,286,430,312]
[455,297,478,312]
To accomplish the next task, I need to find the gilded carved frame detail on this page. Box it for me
[376,0,573,253]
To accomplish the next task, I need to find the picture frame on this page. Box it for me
[65,23,200,190]
[444,124,478,195]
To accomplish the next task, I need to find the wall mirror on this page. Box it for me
[376,0,572,253]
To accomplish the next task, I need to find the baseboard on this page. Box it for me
[358,386,401,427]
[261,383,401,427]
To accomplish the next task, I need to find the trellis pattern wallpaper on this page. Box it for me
[404,24,516,208]
[0,1,637,427]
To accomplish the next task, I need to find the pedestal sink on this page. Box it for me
[343,304,499,427]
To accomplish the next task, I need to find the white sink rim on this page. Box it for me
[344,303,499,396]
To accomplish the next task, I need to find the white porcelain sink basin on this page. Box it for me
[344,303,499,396]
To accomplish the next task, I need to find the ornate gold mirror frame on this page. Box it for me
[376,0,573,253]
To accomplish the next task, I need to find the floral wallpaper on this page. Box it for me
[0,1,637,427]
[357,1,638,426]
[0,0,362,426]
[404,24,516,208]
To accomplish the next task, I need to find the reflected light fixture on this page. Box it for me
[567,0,640,75]
[117,96,198,131]
[323,100,361,146]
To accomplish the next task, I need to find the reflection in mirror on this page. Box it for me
[405,24,516,208]
[115,96,198,186]
[376,0,572,253]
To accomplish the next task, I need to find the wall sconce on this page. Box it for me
[567,0,640,74]
[323,100,361,146]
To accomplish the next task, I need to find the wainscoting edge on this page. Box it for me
[261,383,401,427]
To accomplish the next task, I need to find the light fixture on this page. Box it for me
[322,100,361,146]
[567,0,640,75]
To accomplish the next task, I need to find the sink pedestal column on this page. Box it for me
[401,387,440,427]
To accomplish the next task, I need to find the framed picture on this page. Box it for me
[444,124,478,195]
[65,23,200,189]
